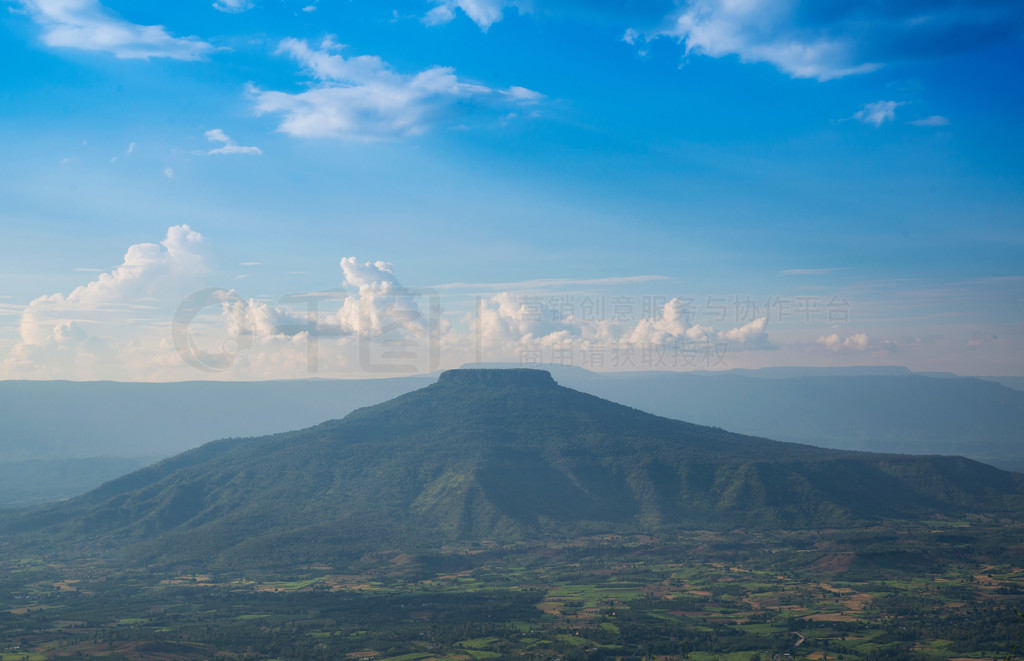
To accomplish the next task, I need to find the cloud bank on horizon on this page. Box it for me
[0,226,976,381]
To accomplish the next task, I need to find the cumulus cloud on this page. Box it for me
[657,0,1024,81]
[718,316,770,347]
[0,230,782,379]
[20,0,212,60]
[817,332,895,353]
[854,100,903,126]
[223,259,431,345]
[205,128,262,155]
[16,225,204,344]
[470,295,773,363]
[1,226,207,379]
[198,258,442,376]
[423,0,514,31]
[473,292,581,351]
[818,332,868,351]
[250,37,542,140]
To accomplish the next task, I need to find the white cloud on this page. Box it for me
[718,316,770,347]
[205,128,230,143]
[656,0,1024,81]
[661,0,881,81]
[224,258,430,343]
[471,295,772,360]
[212,0,253,13]
[212,145,264,157]
[817,331,895,353]
[20,0,212,60]
[248,37,544,140]
[250,37,542,140]
[163,167,174,178]
[423,0,513,31]
[854,100,903,127]
[910,115,950,127]
[205,128,263,156]
[818,332,868,351]
[126,142,135,154]
[502,86,544,104]
[1,226,207,379]
[472,292,581,350]
[0,233,786,379]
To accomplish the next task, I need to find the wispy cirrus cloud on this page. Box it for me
[19,0,212,60]
[250,37,542,140]
[431,275,670,291]
[854,100,904,127]
[652,0,1024,81]
[212,0,253,13]
[205,129,262,156]
[910,115,951,127]
[781,268,839,276]
[967,331,998,347]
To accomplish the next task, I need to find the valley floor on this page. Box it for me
[1,520,1023,661]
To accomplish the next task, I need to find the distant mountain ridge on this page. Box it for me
[4,369,1022,569]
[2,366,1023,507]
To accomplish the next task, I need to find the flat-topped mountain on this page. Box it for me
[4,369,1023,568]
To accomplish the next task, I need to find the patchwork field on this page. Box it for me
[1,520,1022,660]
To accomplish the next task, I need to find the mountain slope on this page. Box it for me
[4,369,1023,568]
[537,367,1024,469]
[4,366,1023,508]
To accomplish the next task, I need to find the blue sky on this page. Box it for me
[0,0,1022,379]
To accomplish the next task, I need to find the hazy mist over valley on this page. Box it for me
[1,0,1022,658]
